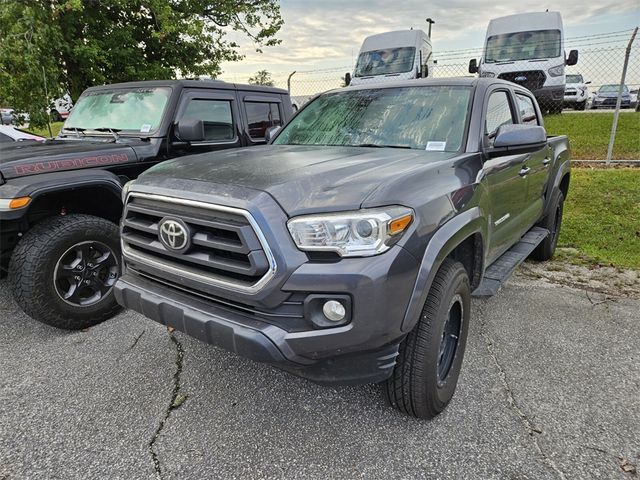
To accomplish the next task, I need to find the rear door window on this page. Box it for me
[244,102,282,141]
[515,93,539,125]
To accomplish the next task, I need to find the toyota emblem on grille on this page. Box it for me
[158,218,190,252]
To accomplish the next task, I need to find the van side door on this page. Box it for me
[514,91,550,227]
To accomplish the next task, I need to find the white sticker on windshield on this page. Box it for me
[426,141,446,151]
[140,124,152,133]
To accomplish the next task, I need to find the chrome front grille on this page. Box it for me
[121,192,276,293]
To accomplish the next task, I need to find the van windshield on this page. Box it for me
[485,29,561,62]
[273,86,471,152]
[64,87,171,134]
[354,47,416,77]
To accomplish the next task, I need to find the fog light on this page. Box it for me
[322,300,346,322]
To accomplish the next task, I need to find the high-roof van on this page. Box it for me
[469,11,578,113]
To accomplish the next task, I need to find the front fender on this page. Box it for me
[400,206,486,332]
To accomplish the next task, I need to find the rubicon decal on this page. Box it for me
[12,153,130,176]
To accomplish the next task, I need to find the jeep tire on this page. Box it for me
[9,214,122,330]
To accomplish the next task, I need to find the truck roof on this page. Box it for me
[339,76,516,92]
[487,11,563,36]
[83,79,289,96]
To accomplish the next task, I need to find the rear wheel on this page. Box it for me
[9,214,122,329]
[383,259,471,419]
[575,101,586,111]
[531,190,565,261]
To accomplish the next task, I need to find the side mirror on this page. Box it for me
[489,124,547,157]
[566,50,578,66]
[468,59,478,74]
[177,118,204,142]
[585,80,592,85]
[344,72,351,86]
[265,125,281,143]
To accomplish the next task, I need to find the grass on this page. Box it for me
[543,111,640,160]
[29,121,63,138]
[559,168,640,269]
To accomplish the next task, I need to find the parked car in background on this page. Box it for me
[468,11,578,114]
[116,77,571,419]
[50,94,74,122]
[1,108,31,126]
[563,73,590,110]
[629,88,639,109]
[591,84,632,109]
[0,125,45,143]
[0,79,293,329]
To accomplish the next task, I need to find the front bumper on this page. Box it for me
[532,85,565,104]
[116,242,420,385]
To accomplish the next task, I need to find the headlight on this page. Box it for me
[121,180,134,203]
[287,206,414,257]
[480,71,495,78]
[548,64,565,77]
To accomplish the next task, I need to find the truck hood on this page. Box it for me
[141,145,458,216]
[0,139,138,179]
[595,91,630,98]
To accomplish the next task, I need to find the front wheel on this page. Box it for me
[575,101,587,111]
[9,214,122,330]
[383,259,471,419]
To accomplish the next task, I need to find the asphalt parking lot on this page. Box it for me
[1,272,638,480]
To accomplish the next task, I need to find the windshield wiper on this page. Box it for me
[91,127,121,141]
[61,127,86,138]
[355,143,412,149]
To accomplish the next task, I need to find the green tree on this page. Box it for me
[0,0,283,127]
[248,69,274,86]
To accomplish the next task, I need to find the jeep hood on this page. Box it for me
[140,145,458,215]
[0,139,138,179]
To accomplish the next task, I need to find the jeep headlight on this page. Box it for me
[287,206,413,257]
[548,64,565,77]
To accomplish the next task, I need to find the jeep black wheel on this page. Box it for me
[531,190,564,261]
[9,214,122,330]
[383,259,470,419]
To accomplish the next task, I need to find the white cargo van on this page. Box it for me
[468,11,578,113]
[347,29,434,86]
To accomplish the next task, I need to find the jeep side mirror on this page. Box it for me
[177,118,204,142]
[265,125,281,143]
[489,124,547,157]
[468,59,478,74]
[566,50,578,66]
[344,72,351,86]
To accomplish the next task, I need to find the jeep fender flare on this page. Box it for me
[401,207,486,332]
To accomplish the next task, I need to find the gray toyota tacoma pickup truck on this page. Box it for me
[115,77,570,418]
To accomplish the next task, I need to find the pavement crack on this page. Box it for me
[479,318,567,480]
[149,332,185,479]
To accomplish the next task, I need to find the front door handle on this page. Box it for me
[542,157,551,166]
[519,166,531,177]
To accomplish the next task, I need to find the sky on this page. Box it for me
[219,0,640,90]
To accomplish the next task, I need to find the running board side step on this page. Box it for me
[472,227,549,298]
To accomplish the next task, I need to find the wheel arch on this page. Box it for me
[401,207,486,333]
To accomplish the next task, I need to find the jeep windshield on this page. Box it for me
[485,29,561,62]
[62,87,171,136]
[273,86,471,152]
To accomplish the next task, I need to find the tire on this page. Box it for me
[576,101,586,111]
[51,110,63,122]
[8,214,122,330]
[531,190,565,261]
[383,259,471,419]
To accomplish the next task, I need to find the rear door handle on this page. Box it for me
[542,158,551,166]
[519,167,531,177]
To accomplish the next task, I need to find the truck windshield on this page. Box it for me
[354,47,416,77]
[485,29,561,62]
[64,87,171,134]
[566,74,583,84]
[273,86,471,152]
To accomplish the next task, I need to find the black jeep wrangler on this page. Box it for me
[0,79,293,329]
